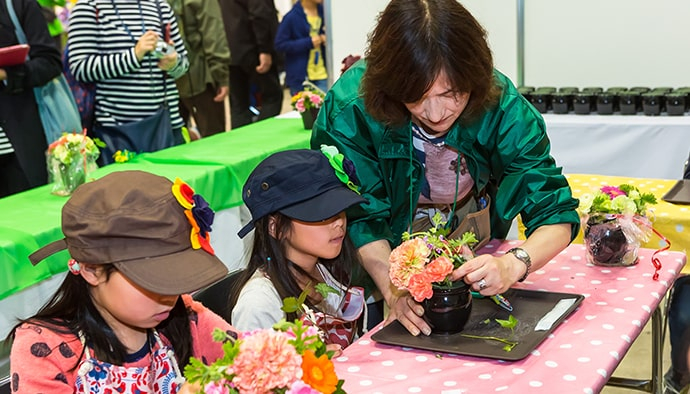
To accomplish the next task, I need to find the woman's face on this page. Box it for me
[282,212,347,272]
[404,71,470,135]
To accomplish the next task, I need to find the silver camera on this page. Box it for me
[152,41,174,58]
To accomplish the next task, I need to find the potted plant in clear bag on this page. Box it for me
[578,184,657,266]
[388,213,478,335]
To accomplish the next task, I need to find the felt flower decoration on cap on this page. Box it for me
[320,145,360,194]
[172,178,215,255]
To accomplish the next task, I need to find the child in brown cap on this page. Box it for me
[8,170,234,393]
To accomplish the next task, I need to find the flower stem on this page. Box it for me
[460,334,518,351]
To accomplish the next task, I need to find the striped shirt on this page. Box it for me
[0,124,13,155]
[67,0,189,129]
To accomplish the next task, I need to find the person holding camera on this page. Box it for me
[67,0,189,164]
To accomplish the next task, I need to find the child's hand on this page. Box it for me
[177,381,202,394]
[326,343,343,357]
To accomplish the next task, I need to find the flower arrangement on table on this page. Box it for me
[184,288,346,394]
[46,131,104,196]
[291,88,325,129]
[389,212,477,302]
[577,184,659,268]
[290,88,325,114]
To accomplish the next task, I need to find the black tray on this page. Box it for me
[371,288,584,361]
[662,180,690,205]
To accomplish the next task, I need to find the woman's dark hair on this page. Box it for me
[362,0,499,126]
[6,265,193,370]
[228,213,356,322]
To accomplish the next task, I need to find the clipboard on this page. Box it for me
[0,44,30,67]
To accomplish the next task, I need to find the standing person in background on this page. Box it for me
[274,0,327,96]
[220,0,283,129]
[67,0,189,161]
[167,0,231,138]
[0,0,62,197]
[311,0,580,336]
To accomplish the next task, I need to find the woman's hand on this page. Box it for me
[134,30,160,61]
[450,253,524,296]
[157,44,178,71]
[384,291,431,337]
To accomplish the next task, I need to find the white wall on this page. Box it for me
[327,0,690,89]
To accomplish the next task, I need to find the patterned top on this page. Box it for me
[9,295,233,393]
[66,0,189,129]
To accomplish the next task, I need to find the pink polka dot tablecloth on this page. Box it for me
[334,240,687,393]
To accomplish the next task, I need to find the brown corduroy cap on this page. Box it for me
[29,171,228,295]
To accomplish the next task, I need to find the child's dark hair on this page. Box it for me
[6,265,193,371]
[228,213,357,322]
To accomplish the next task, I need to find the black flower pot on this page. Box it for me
[300,107,320,129]
[584,216,640,266]
[422,280,472,335]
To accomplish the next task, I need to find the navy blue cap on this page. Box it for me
[237,149,366,238]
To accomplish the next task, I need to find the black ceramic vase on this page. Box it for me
[422,280,472,335]
[584,216,640,266]
[300,107,320,129]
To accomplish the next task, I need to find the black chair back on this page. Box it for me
[193,269,245,323]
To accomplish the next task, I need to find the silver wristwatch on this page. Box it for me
[507,247,531,282]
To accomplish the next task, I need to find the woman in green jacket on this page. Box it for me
[310,0,580,337]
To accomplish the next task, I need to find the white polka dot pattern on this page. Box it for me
[333,240,686,393]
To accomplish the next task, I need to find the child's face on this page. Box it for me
[283,211,347,270]
[86,266,179,343]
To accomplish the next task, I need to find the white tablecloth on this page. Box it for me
[544,114,690,180]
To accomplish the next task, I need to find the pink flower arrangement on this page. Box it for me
[291,89,325,113]
[389,213,477,302]
[184,320,345,393]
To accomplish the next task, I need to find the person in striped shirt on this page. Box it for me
[66,0,189,162]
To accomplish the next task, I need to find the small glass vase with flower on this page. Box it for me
[291,88,325,129]
[46,131,103,196]
[578,184,657,267]
[389,213,478,335]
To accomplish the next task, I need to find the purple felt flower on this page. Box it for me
[342,157,359,185]
[192,194,214,237]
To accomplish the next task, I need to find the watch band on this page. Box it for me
[507,247,532,282]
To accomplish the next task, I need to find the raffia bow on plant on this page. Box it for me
[578,184,670,279]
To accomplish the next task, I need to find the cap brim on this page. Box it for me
[114,247,228,295]
[29,239,68,265]
[280,187,366,222]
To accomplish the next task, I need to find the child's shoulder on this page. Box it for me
[11,322,83,364]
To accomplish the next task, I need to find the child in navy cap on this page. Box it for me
[230,146,367,348]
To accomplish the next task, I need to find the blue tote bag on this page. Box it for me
[6,0,82,144]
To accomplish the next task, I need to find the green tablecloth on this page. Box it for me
[0,116,311,300]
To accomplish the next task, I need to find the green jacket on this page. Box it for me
[167,0,230,98]
[311,61,580,252]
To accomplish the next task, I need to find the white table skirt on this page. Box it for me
[544,113,690,180]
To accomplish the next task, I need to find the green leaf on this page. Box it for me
[281,296,300,313]
[315,282,339,298]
